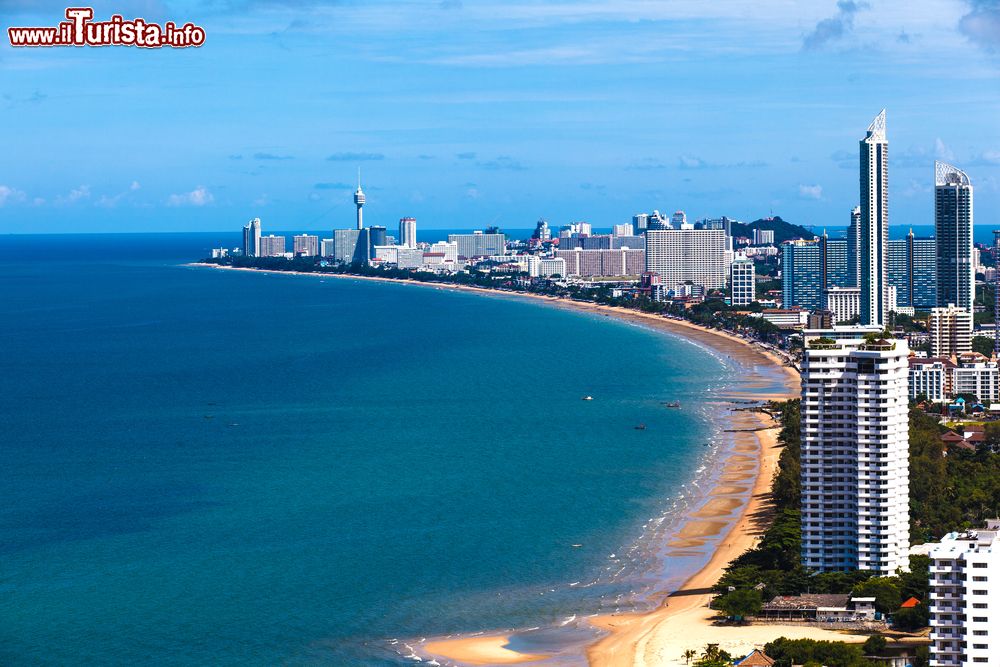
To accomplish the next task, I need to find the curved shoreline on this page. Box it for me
[187,264,804,665]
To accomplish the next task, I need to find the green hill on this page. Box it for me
[731,216,816,244]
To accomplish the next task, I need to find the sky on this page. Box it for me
[1,0,999,234]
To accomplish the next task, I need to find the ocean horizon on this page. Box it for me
[1,233,748,665]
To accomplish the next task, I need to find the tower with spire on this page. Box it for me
[859,109,889,327]
[354,168,365,231]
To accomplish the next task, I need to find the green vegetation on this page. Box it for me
[972,335,994,357]
[715,402,1000,636]
[713,588,762,621]
[763,637,874,667]
[730,216,816,245]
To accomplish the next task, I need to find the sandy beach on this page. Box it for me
[189,264,829,665]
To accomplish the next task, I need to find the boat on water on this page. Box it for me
[662,400,681,408]
[634,423,646,430]
[582,396,593,401]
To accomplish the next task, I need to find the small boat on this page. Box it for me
[634,423,647,430]
[662,401,681,408]
[582,396,593,401]
[571,544,583,548]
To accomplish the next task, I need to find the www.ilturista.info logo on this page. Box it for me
[8,7,205,48]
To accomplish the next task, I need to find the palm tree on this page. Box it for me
[683,649,697,665]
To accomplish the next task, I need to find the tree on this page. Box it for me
[683,649,698,665]
[862,634,887,656]
[714,588,762,622]
[694,644,733,667]
[851,577,902,614]
[972,336,994,357]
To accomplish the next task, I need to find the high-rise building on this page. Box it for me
[645,229,729,291]
[888,232,937,310]
[935,161,974,315]
[242,217,261,257]
[613,223,633,237]
[730,253,755,306]
[860,110,889,327]
[334,228,369,264]
[927,521,1000,667]
[928,304,973,358]
[448,231,506,259]
[752,228,775,246]
[399,217,417,248]
[671,210,688,228]
[321,238,334,257]
[822,233,851,291]
[847,206,862,287]
[531,219,551,241]
[258,234,285,257]
[782,239,825,311]
[824,287,861,324]
[632,213,649,233]
[555,248,645,277]
[368,226,387,254]
[293,234,319,257]
[800,327,910,575]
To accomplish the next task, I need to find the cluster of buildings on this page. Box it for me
[798,112,996,667]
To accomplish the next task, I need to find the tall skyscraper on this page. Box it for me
[399,217,417,248]
[935,161,974,314]
[800,327,910,575]
[354,171,365,231]
[242,217,261,257]
[847,206,862,287]
[860,110,889,327]
[889,232,937,310]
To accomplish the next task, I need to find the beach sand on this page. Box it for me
[422,636,550,665]
[190,264,817,666]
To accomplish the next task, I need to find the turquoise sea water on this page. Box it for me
[1,234,735,665]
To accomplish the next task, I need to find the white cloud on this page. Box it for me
[130,180,141,191]
[0,185,27,206]
[168,186,214,207]
[934,138,956,162]
[67,185,90,202]
[798,184,823,200]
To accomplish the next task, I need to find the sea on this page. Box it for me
[2,232,743,666]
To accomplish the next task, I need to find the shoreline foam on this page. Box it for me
[187,263,805,665]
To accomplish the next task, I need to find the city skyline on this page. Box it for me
[1,1,999,234]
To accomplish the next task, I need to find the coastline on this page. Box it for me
[188,263,810,665]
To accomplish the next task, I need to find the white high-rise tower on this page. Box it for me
[800,326,910,575]
[860,110,889,327]
[242,217,261,257]
[354,169,365,231]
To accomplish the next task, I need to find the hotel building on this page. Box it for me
[800,327,910,575]
[645,228,729,291]
[448,231,506,259]
[258,234,285,257]
[293,234,319,257]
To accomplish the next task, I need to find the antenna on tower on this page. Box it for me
[357,167,362,189]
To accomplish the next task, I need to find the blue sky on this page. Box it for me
[1,0,999,233]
